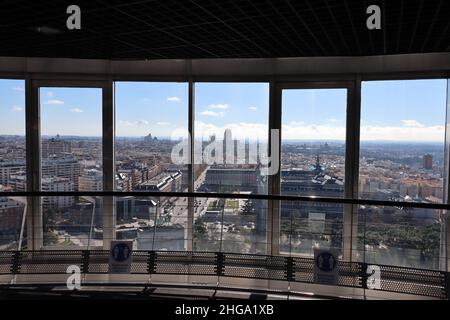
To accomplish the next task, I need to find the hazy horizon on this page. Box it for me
[0,133,447,145]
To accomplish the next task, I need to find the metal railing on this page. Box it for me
[3,191,450,210]
[0,250,447,299]
[1,190,449,299]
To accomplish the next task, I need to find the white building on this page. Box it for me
[41,177,74,208]
[79,169,103,191]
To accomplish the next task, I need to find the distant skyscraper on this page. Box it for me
[423,154,433,170]
[223,129,234,164]
[144,133,153,143]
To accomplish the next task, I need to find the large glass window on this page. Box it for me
[193,83,269,253]
[115,82,189,250]
[40,87,103,248]
[358,79,447,269]
[0,79,27,250]
[280,88,347,257]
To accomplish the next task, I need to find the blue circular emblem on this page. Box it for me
[315,252,336,272]
[111,243,131,262]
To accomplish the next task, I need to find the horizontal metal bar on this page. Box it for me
[1,53,450,77]
[0,282,340,300]
[1,191,450,210]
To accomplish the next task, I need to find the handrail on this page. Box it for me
[2,191,450,210]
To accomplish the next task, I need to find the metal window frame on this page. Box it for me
[27,79,112,250]
[113,79,192,250]
[0,54,448,268]
[192,80,272,254]
[445,79,450,272]
[273,81,358,259]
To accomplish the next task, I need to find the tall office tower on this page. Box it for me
[423,154,433,170]
[144,133,153,144]
[223,129,234,164]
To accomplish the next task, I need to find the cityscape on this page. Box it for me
[0,132,445,269]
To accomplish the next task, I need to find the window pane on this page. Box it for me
[358,79,447,269]
[359,79,446,203]
[115,82,189,250]
[280,88,347,257]
[193,83,269,254]
[358,205,445,270]
[40,87,103,248]
[193,197,267,254]
[0,79,27,250]
[280,200,343,257]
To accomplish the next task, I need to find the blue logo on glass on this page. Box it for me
[315,252,336,272]
[111,243,131,262]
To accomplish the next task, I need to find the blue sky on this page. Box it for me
[116,82,188,137]
[0,79,448,141]
[40,87,103,136]
[0,79,25,135]
[360,79,447,141]
[194,82,269,141]
[282,88,347,141]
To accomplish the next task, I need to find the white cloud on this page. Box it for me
[282,124,346,140]
[12,86,24,92]
[284,123,444,141]
[208,104,228,110]
[249,106,257,111]
[194,121,445,142]
[195,121,268,140]
[360,125,444,141]
[327,118,341,123]
[47,91,54,97]
[157,122,171,126]
[137,120,149,126]
[118,120,149,127]
[200,110,225,117]
[70,108,83,113]
[45,99,64,105]
[167,96,181,102]
[401,120,424,128]
[11,105,22,112]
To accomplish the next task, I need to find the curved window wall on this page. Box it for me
[0,74,448,275]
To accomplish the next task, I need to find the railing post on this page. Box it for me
[11,251,22,274]
[286,257,294,282]
[148,251,156,274]
[445,271,450,300]
[360,262,368,289]
[215,252,224,277]
[81,250,90,274]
